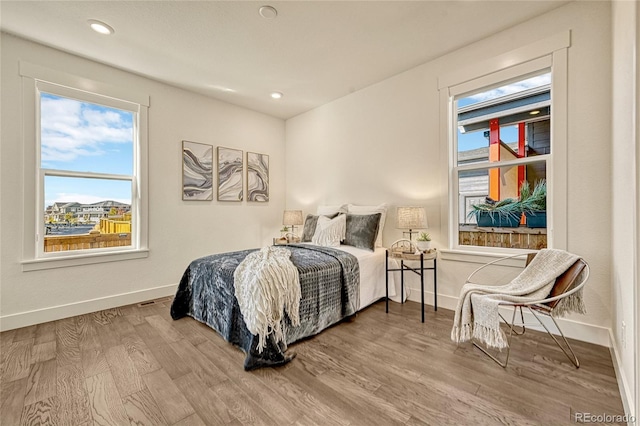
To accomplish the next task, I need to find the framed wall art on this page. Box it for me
[182,140,213,201]
[217,146,244,201]
[246,152,269,202]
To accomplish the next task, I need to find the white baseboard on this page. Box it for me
[0,284,178,331]
[407,290,611,347]
[608,330,637,424]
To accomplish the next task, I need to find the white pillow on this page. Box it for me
[312,214,346,247]
[347,203,388,247]
[316,204,347,216]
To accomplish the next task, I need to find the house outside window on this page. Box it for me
[20,63,149,270]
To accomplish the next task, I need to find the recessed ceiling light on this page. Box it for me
[88,20,114,35]
[259,5,278,19]
[270,91,283,99]
[529,110,541,115]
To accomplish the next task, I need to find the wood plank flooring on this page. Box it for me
[1,298,626,425]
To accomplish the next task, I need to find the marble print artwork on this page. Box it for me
[217,146,243,201]
[247,152,269,202]
[182,141,213,201]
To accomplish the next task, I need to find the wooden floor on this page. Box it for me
[0,298,626,425]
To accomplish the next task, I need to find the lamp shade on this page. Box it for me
[283,210,303,226]
[396,206,428,229]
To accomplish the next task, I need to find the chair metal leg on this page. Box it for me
[474,305,580,369]
[528,307,580,368]
[473,305,519,368]
[499,306,526,336]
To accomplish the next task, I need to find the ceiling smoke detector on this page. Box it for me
[259,6,278,20]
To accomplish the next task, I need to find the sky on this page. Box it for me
[41,93,134,207]
[456,73,551,153]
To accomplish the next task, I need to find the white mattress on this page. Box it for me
[331,245,404,309]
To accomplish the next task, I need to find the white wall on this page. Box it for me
[611,0,639,419]
[286,1,612,341]
[0,34,286,330]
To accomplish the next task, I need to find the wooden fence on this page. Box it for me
[99,218,131,234]
[44,232,131,252]
[459,225,547,250]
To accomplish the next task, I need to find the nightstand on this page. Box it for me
[385,248,437,323]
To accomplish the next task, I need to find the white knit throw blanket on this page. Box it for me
[451,249,585,349]
[234,246,301,353]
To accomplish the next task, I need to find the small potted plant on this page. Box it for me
[468,197,522,228]
[280,226,289,237]
[416,232,431,251]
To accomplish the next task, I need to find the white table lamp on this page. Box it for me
[283,210,303,236]
[396,206,428,241]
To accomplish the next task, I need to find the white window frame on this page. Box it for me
[19,62,150,271]
[438,32,570,261]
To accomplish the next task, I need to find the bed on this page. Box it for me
[170,204,401,370]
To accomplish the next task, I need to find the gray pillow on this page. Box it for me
[343,213,381,251]
[301,214,319,242]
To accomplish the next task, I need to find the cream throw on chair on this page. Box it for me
[451,249,583,349]
[234,246,301,353]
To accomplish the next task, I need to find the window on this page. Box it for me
[455,73,550,250]
[20,63,149,269]
[40,90,135,255]
[438,32,570,254]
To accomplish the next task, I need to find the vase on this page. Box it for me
[416,241,431,251]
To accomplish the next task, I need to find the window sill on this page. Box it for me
[21,249,149,272]
[439,248,532,267]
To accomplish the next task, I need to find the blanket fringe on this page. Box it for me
[472,323,508,350]
[451,324,473,343]
[452,323,508,350]
[553,287,586,317]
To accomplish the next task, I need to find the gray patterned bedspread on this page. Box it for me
[170,244,359,370]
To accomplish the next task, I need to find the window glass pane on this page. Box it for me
[456,73,551,167]
[44,176,132,253]
[458,163,547,250]
[457,73,551,108]
[40,93,134,175]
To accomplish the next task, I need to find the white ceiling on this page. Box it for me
[1,1,569,119]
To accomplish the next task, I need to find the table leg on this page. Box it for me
[385,250,389,313]
[421,255,424,323]
[434,258,438,311]
[400,260,404,303]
